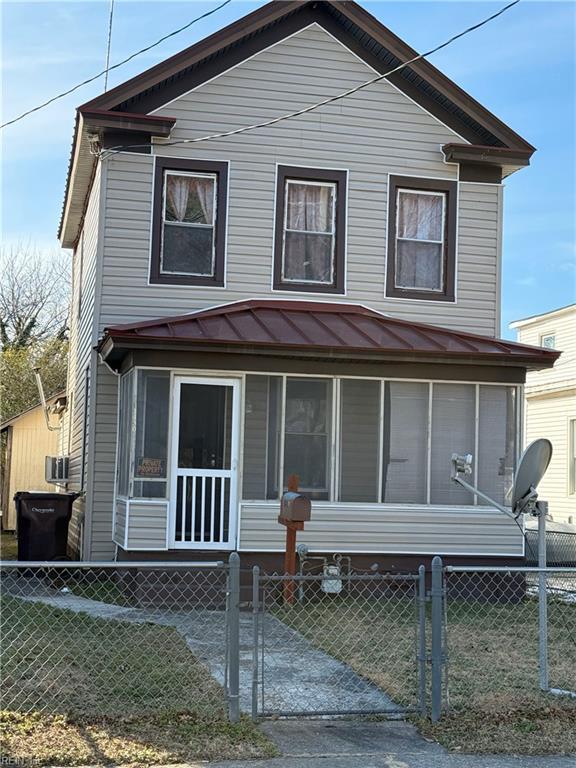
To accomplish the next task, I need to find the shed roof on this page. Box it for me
[99,300,559,369]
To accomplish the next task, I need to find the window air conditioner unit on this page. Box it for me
[45,456,70,484]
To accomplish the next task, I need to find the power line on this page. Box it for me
[102,0,521,157]
[0,0,233,130]
[103,0,116,93]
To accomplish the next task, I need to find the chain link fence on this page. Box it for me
[525,530,576,567]
[443,566,576,715]
[1,560,230,718]
[251,568,426,718]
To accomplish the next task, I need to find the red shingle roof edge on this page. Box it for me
[99,299,560,367]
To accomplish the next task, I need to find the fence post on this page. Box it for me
[430,555,443,722]
[418,564,427,717]
[537,500,549,691]
[251,565,260,721]
[227,552,240,723]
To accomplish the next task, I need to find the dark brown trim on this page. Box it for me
[149,157,228,287]
[386,176,457,302]
[459,163,502,184]
[79,1,534,154]
[81,109,176,136]
[121,349,528,384]
[442,143,532,165]
[273,166,347,294]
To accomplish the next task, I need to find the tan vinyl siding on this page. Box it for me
[90,364,118,559]
[114,499,127,546]
[99,24,501,337]
[516,306,575,524]
[524,393,576,524]
[66,166,101,555]
[125,501,168,550]
[1,407,60,530]
[239,502,523,556]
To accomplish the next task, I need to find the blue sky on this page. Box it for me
[1,0,574,338]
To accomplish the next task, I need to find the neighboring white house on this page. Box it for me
[511,304,576,524]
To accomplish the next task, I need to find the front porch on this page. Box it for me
[100,300,558,560]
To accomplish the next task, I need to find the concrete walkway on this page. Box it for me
[6,576,397,714]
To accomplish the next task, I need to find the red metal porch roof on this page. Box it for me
[100,299,559,368]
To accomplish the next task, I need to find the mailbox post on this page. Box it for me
[278,475,311,604]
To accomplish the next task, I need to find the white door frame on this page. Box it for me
[169,376,240,550]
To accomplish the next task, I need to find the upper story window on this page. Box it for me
[540,333,556,349]
[273,166,347,294]
[150,157,228,286]
[386,176,457,302]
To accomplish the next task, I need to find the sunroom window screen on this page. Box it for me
[161,172,216,276]
[284,378,331,500]
[339,379,380,502]
[117,372,134,498]
[430,384,475,504]
[133,370,170,499]
[396,190,444,291]
[382,382,429,503]
[478,386,517,506]
[283,181,335,284]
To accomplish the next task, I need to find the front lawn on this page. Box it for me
[0,594,275,766]
[273,590,576,755]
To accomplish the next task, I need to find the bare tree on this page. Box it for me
[0,243,71,349]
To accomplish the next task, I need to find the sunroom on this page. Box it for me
[99,300,558,560]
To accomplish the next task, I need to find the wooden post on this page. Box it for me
[282,474,303,605]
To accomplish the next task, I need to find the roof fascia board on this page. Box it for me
[100,336,558,371]
[510,303,576,328]
[77,0,533,152]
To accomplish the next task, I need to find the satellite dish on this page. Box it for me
[511,439,552,515]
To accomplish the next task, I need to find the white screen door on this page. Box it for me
[170,377,240,549]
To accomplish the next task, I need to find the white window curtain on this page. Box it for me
[283,181,335,284]
[165,174,214,224]
[396,191,444,291]
[162,173,216,276]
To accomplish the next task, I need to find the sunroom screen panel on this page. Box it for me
[339,379,380,502]
[242,375,270,500]
[383,382,429,503]
[430,383,475,505]
[478,386,516,507]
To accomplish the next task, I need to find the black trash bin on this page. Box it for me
[14,491,79,561]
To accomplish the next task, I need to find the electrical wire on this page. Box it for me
[101,0,521,157]
[103,0,116,93]
[0,0,233,130]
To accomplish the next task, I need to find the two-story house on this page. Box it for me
[58,0,558,565]
[511,305,575,526]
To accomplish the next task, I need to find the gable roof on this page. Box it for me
[98,299,559,370]
[60,0,535,248]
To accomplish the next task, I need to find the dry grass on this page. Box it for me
[0,531,18,560]
[0,595,275,765]
[275,590,576,755]
[0,711,276,767]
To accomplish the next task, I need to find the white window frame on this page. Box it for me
[160,170,218,277]
[394,188,446,293]
[540,333,556,349]
[281,178,337,286]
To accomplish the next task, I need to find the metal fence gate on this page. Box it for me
[250,566,427,718]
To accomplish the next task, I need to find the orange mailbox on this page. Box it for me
[279,492,311,524]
